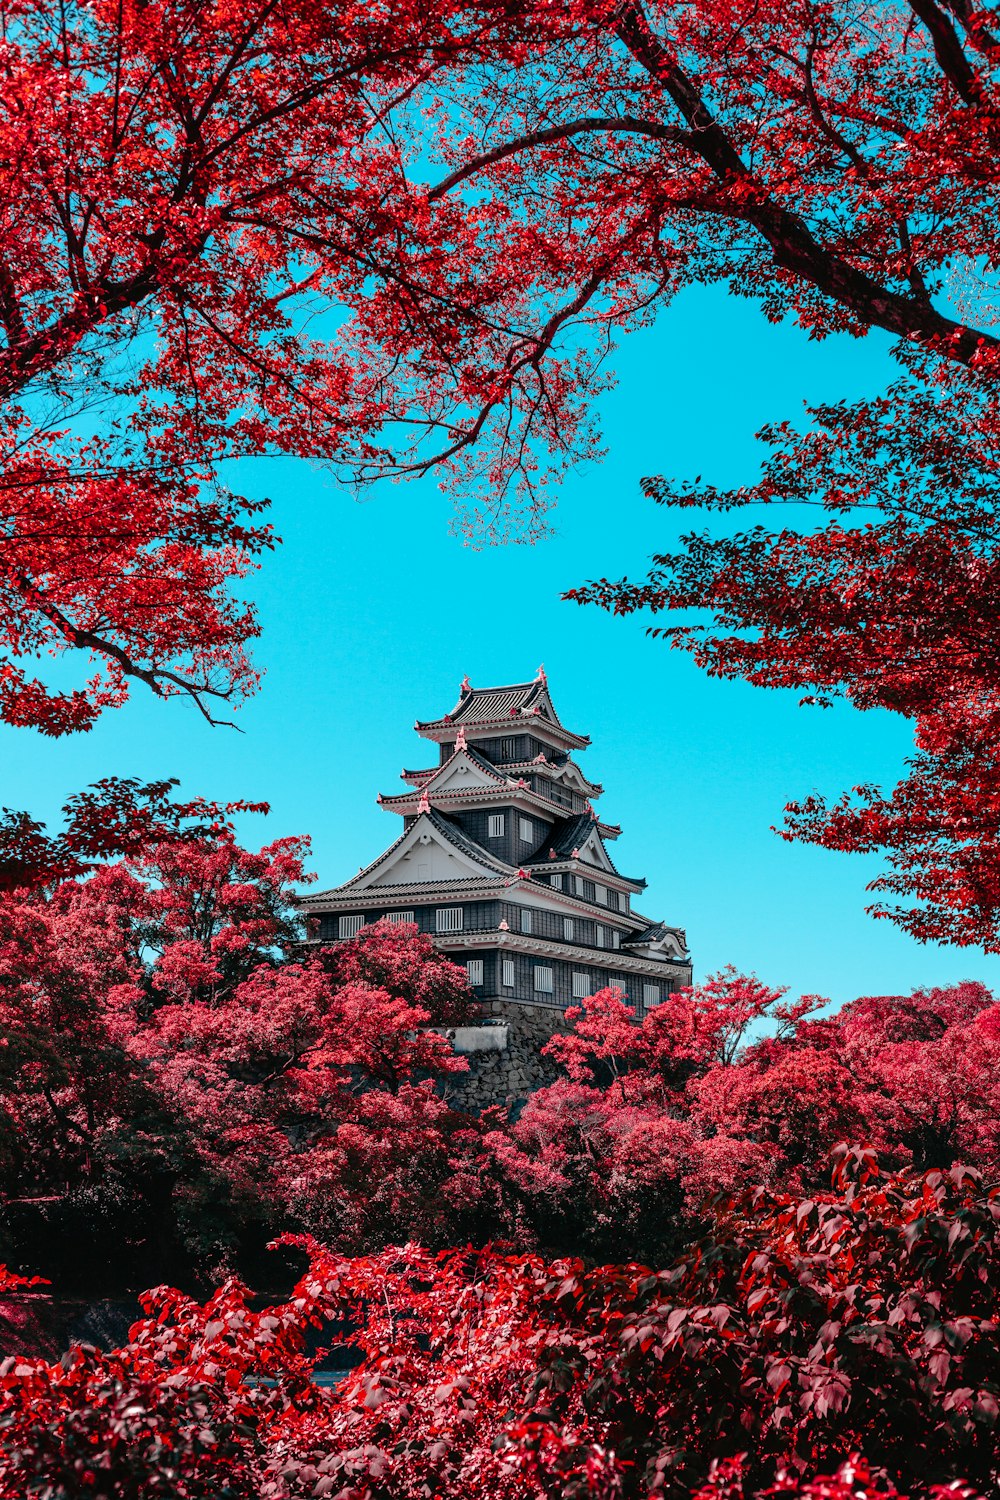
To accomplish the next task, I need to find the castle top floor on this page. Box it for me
[414,669,591,756]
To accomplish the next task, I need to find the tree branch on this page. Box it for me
[428,116,692,200]
[15,572,241,729]
[906,0,980,102]
[613,1,998,364]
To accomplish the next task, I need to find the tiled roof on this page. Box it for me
[449,681,547,724]
[448,748,511,783]
[502,756,603,795]
[624,923,688,953]
[539,812,597,861]
[302,878,505,904]
[386,750,512,803]
[523,814,647,888]
[415,679,590,748]
[624,921,669,945]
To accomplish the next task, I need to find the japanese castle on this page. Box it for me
[302,671,692,1014]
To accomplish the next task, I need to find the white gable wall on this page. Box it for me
[350,818,502,889]
[426,751,507,794]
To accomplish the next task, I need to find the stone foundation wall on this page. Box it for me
[444,999,571,1112]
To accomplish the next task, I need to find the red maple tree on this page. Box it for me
[3,0,997,745]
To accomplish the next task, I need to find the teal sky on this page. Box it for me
[4,282,997,1008]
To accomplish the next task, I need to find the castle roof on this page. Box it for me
[524,812,647,890]
[397,751,603,801]
[301,807,513,903]
[625,920,672,946]
[449,681,545,723]
[623,920,690,961]
[415,673,590,750]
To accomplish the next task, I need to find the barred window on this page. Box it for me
[500,737,518,761]
[572,972,590,1000]
[520,908,532,935]
[519,816,533,843]
[338,914,364,939]
[436,907,464,933]
[534,966,554,993]
[502,958,515,988]
[551,872,563,891]
[488,814,505,837]
[563,917,574,942]
[467,959,484,986]
[385,910,414,925]
[643,984,661,1007]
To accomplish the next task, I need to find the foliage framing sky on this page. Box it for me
[3,282,997,1008]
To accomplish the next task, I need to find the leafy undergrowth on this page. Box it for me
[0,1148,994,1499]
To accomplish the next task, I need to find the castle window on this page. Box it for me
[488,814,505,837]
[502,958,515,988]
[500,737,518,761]
[643,983,661,1007]
[385,910,414,925]
[563,918,574,942]
[612,930,621,950]
[520,909,532,935]
[338,914,364,939]
[436,907,464,933]
[572,972,590,1000]
[551,873,563,891]
[519,816,533,843]
[467,959,484,986]
[534,966,554,993]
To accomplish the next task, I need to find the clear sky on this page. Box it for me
[4,281,997,1008]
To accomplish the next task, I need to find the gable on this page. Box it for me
[555,762,590,792]
[577,827,617,874]
[350,816,503,890]
[634,931,685,960]
[426,750,507,794]
[532,687,558,724]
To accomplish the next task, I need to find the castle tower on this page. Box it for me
[301,672,693,1027]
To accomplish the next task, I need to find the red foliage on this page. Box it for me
[569,367,1000,948]
[0,1155,995,1497]
[487,975,1000,1261]
[8,853,1000,1283]
[1,0,997,733]
[0,809,488,1281]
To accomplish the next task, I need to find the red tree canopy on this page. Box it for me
[1,0,997,732]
